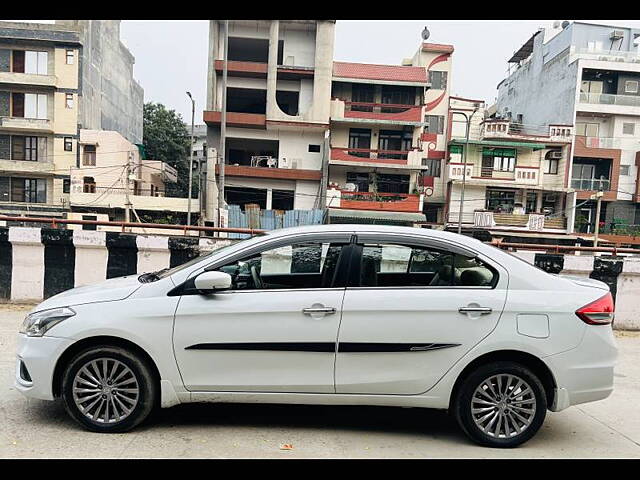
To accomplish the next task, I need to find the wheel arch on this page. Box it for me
[448,349,557,411]
[51,335,161,401]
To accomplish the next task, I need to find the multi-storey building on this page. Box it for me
[496,21,640,234]
[0,22,81,218]
[68,129,194,232]
[56,20,144,145]
[445,97,575,237]
[326,61,431,225]
[204,20,335,216]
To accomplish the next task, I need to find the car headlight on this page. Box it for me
[20,307,76,337]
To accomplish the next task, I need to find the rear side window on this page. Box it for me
[358,243,497,288]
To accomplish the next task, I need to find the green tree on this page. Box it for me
[142,102,197,198]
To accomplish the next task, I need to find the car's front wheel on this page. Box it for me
[453,361,547,448]
[61,346,157,433]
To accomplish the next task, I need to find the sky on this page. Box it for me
[13,20,640,122]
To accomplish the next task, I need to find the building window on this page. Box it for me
[308,144,321,153]
[66,49,74,65]
[24,51,48,75]
[620,165,630,176]
[422,158,441,177]
[83,176,96,193]
[576,122,599,137]
[346,172,370,192]
[424,115,444,134]
[81,215,97,231]
[484,148,516,172]
[13,93,47,119]
[624,80,639,94]
[62,178,70,194]
[429,71,448,90]
[348,128,372,158]
[65,93,74,109]
[623,123,635,135]
[24,136,38,161]
[486,189,516,213]
[546,159,559,174]
[64,137,73,152]
[376,173,410,193]
[11,177,46,203]
[83,145,96,166]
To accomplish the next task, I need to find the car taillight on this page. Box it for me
[575,292,615,325]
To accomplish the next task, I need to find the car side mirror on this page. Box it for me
[194,271,232,293]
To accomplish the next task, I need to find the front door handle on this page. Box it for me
[458,306,493,315]
[302,306,337,315]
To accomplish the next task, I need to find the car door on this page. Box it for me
[335,233,508,395]
[172,233,353,393]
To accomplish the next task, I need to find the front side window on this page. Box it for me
[83,145,96,166]
[66,49,74,65]
[65,93,74,109]
[358,243,496,288]
[429,71,448,90]
[24,51,48,75]
[216,241,345,290]
[425,115,444,134]
[11,177,46,203]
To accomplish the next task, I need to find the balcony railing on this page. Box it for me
[330,147,411,165]
[579,92,640,108]
[327,189,422,212]
[571,178,611,191]
[573,47,640,63]
[333,99,423,123]
[575,135,621,150]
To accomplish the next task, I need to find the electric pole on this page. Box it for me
[186,91,195,227]
[593,188,604,248]
[218,20,229,227]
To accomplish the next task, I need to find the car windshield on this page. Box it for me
[138,243,238,283]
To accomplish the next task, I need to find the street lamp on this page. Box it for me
[186,91,195,227]
[452,104,480,235]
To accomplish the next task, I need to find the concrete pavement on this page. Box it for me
[1,304,639,458]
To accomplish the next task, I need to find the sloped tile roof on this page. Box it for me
[333,61,428,84]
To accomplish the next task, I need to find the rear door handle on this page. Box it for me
[303,306,337,315]
[458,307,493,315]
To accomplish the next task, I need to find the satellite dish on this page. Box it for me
[561,21,570,29]
[421,27,430,41]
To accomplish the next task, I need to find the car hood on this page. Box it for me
[32,275,143,313]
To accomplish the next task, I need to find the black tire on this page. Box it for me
[61,345,157,433]
[453,361,547,448]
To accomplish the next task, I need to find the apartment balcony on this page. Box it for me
[214,60,268,78]
[0,117,53,133]
[578,92,640,115]
[0,159,55,174]
[574,135,621,150]
[330,98,423,125]
[215,163,322,181]
[448,163,541,186]
[0,71,57,88]
[330,147,422,168]
[450,211,567,232]
[570,178,611,191]
[326,188,423,213]
[203,110,266,129]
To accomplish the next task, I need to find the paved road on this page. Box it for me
[1,304,639,458]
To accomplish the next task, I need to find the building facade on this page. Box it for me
[204,20,335,218]
[68,129,194,231]
[445,97,575,238]
[496,21,640,234]
[326,61,430,225]
[0,22,81,218]
[56,20,144,145]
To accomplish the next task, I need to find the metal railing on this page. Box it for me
[570,178,611,191]
[491,239,640,255]
[0,214,264,236]
[579,92,640,108]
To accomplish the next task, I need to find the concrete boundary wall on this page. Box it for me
[0,227,233,303]
[0,226,637,329]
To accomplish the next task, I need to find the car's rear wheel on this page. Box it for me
[61,346,157,433]
[453,361,547,448]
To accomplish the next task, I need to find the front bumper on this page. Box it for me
[545,325,618,411]
[15,333,74,401]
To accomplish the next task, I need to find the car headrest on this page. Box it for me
[459,268,493,286]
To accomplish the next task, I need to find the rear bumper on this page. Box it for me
[14,333,74,401]
[545,326,617,411]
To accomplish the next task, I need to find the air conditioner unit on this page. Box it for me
[548,150,563,159]
[344,183,357,192]
[610,30,625,40]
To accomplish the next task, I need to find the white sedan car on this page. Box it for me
[15,225,617,447]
